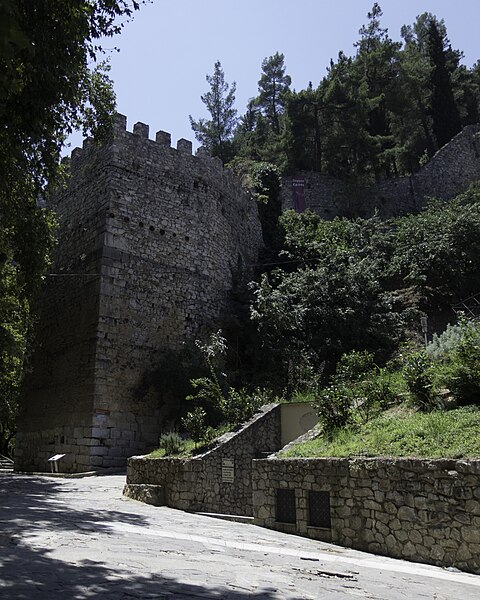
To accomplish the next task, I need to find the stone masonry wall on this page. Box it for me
[15,114,264,473]
[281,124,480,219]
[15,144,112,472]
[126,404,281,516]
[252,457,480,574]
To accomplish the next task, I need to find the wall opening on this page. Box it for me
[276,488,296,524]
[308,490,331,528]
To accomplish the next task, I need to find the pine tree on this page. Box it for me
[257,52,291,134]
[426,18,461,148]
[189,61,237,163]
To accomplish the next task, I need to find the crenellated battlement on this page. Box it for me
[16,112,264,474]
[70,113,226,174]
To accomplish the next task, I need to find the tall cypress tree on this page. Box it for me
[427,19,461,149]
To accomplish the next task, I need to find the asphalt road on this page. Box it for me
[0,473,479,599]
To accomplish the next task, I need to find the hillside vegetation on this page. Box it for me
[281,406,480,459]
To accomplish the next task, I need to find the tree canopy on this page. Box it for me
[249,184,480,389]
[189,61,237,163]
[222,5,480,180]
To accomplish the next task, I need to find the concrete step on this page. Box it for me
[0,456,13,471]
[195,512,254,524]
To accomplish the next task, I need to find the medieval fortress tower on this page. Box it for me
[15,116,480,472]
[15,114,263,472]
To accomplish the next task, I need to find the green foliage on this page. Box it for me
[250,186,480,391]
[314,350,395,433]
[388,189,480,308]
[185,330,269,427]
[441,320,480,406]
[189,61,237,163]
[232,8,479,177]
[427,323,465,360]
[158,431,184,456]
[222,388,265,426]
[186,330,227,414]
[251,211,404,381]
[315,384,353,433]
[426,17,461,148]
[181,407,208,447]
[402,352,435,410]
[256,52,291,134]
[251,162,282,249]
[282,405,480,459]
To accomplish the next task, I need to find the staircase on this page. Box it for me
[0,455,14,473]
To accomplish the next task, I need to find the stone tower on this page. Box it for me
[15,114,263,472]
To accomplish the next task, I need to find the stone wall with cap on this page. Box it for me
[252,456,480,574]
[125,404,282,516]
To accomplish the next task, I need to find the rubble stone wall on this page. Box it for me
[252,457,480,574]
[281,124,480,219]
[126,404,281,516]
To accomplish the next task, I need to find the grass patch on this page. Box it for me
[147,424,230,458]
[281,405,480,459]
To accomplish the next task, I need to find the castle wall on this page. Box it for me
[281,124,480,219]
[15,115,263,472]
[15,144,112,472]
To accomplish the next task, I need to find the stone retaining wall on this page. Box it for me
[252,457,480,574]
[281,124,480,220]
[126,404,281,516]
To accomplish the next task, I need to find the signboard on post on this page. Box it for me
[48,453,66,473]
[221,458,234,483]
[292,178,306,213]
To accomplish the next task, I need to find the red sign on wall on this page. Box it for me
[292,178,306,213]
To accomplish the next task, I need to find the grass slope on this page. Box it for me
[281,405,480,459]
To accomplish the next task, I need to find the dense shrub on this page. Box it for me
[402,351,435,411]
[158,431,184,456]
[314,350,395,432]
[182,407,208,447]
[442,321,480,406]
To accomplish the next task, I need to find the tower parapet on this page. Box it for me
[15,114,263,473]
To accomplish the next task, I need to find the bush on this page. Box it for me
[427,323,465,361]
[315,383,353,432]
[158,431,184,456]
[402,351,435,411]
[182,407,208,447]
[223,388,265,426]
[314,350,395,432]
[443,321,480,406]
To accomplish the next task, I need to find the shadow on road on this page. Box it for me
[0,474,297,599]
[0,474,145,533]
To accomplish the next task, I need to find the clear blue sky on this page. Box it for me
[66,0,480,152]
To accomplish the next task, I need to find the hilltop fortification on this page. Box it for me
[15,117,480,473]
[281,124,480,219]
[15,115,263,472]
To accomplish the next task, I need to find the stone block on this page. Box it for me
[156,130,171,146]
[91,427,109,439]
[177,139,192,154]
[123,483,165,506]
[397,506,417,521]
[133,122,149,138]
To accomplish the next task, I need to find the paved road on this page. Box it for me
[0,473,479,599]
